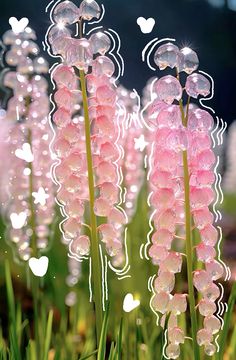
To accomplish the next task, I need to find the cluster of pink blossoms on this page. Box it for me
[0,24,54,260]
[117,87,144,220]
[223,121,236,193]
[49,0,126,260]
[147,42,224,358]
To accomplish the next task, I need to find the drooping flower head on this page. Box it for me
[145,41,224,358]
[0,21,54,261]
[47,0,127,270]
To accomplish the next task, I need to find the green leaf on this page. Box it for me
[97,303,110,360]
[5,261,21,360]
[218,281,236,360]
[108,342,115,360]
[5,261,16,324]
[116,317,123,360]
[79,349,98,360]
[43,310,54,360]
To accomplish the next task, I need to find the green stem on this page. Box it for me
[180,97,200,360]
[182,150,200,360]
[27,128,40,354]
[79,69,103,345]
[27,129,37,257]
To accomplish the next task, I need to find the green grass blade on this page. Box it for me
[9,328,20,360]
[218,281,236,360]
[43,310,54,360]
[116,317,123,360]
[5,261,16,323]
[108,342,115,360]
[79,349,98,360]
[229,323,236,360]
[5,261,21,360]
[26,340,37,360]
[97,303,110,360]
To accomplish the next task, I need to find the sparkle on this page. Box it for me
[134,134,149,152]
[32,187,49,206]
[57,22,65,30]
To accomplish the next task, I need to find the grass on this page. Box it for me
[0,187,235,359]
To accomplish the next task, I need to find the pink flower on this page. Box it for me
[0,24,54,261]
[147,41,223,357]
[48,0,127,262]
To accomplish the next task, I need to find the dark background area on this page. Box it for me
[0,0,235,124]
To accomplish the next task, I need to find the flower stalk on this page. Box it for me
[27,128,38,258]
[180,99,200,360]
[182,149,200,360]
[79,69,103,344]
